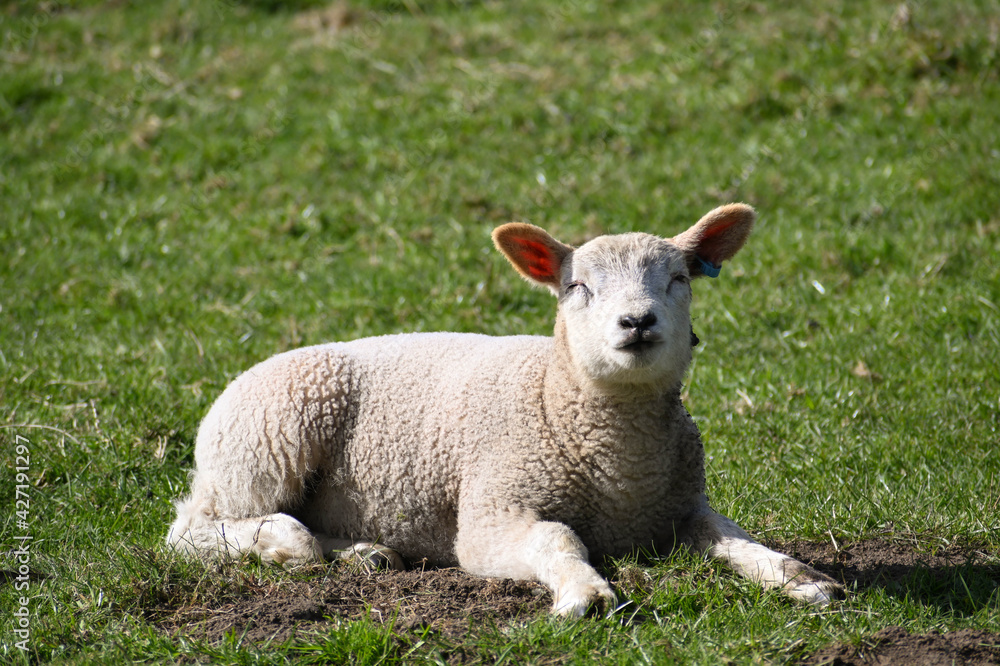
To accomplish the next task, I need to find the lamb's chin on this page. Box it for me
[613,341,681,370]
[585,354,685,392]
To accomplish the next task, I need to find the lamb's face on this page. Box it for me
[492,205,755,392]
[558,234,693,389]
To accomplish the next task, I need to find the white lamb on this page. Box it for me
[167,203,844,616]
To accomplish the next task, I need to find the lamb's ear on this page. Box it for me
[492,222,574,295]
[671,203,756,278]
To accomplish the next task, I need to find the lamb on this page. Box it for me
[167,203,844,616]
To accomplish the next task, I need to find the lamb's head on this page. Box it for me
[493,204,755,392]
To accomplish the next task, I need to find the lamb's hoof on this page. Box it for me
[552,580,617,618]
[338,542,406,573]
[786,579,846,606]
[250,515,324,566]
[263,545,324,567]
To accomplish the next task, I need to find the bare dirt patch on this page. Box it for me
[800,625,1000,666]
[777,539,1000,665]
[774,539,997,593]
[157,539,1000,663]
[158,566,550,644]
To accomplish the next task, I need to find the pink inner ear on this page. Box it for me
[702,217,738,239]
[513,238,558,280]
[698,217,740,263]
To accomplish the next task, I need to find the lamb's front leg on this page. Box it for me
[455,515,616,617]
[683,508,844,605]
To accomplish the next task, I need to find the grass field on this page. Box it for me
[2,0,999,662]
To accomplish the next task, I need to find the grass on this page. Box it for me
[2,0,999,662]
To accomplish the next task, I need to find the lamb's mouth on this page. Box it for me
[616,333,661,353]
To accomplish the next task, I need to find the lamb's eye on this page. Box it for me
[669,275,690,290]
[565,281,590,297]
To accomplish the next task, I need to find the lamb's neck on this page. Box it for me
[544,318,686,425]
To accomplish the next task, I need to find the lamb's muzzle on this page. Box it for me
[617,312,661,351]
[167,202,845,617]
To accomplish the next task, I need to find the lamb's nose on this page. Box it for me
[619,312,657,330]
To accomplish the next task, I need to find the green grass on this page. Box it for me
[2,0,999,662]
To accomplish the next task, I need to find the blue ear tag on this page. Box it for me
[696,255,722,278]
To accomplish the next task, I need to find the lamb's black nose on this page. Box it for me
[619,313,657,330]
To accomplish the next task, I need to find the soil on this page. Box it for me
[157,566,550,644]
[156,539,1000,663]
[802,625,1000,666]
[778,538,995,594]
[784,539,1000,665]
